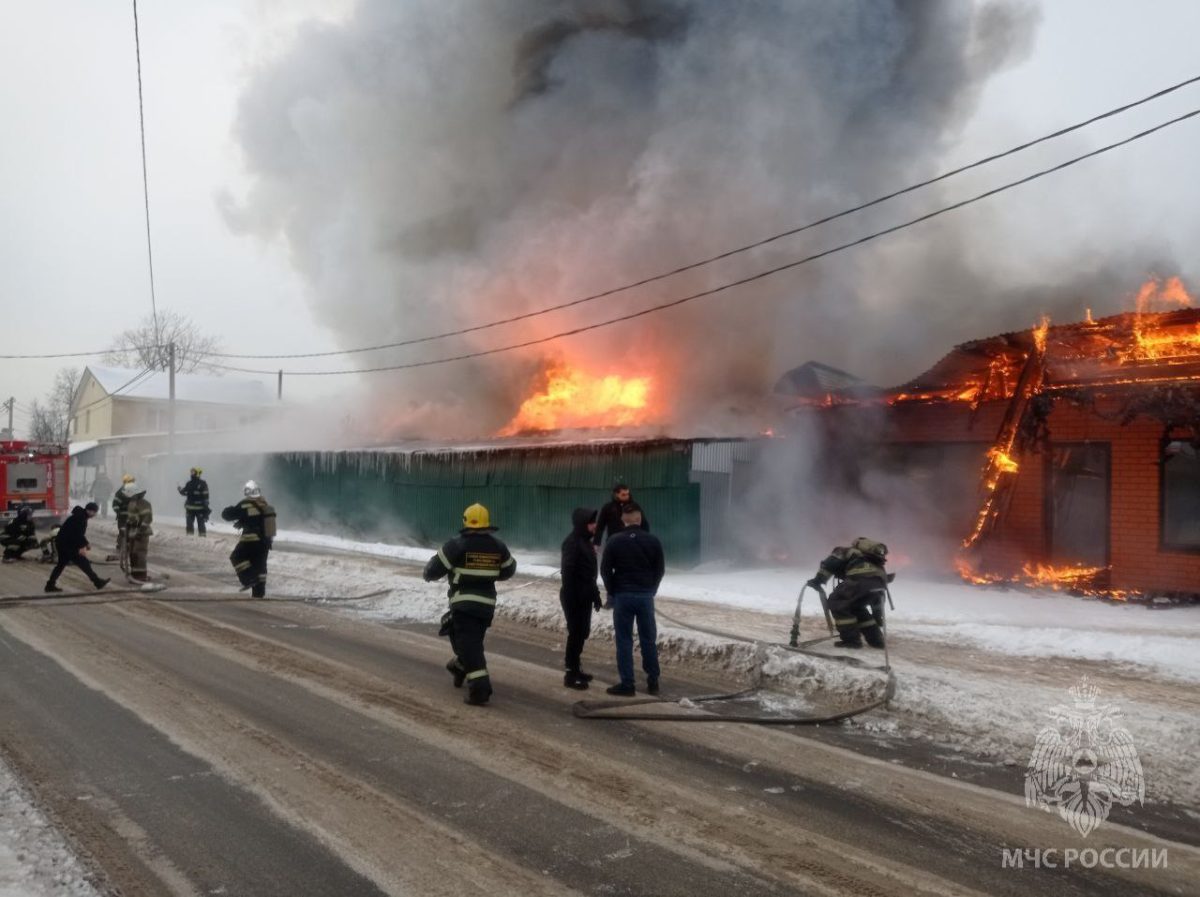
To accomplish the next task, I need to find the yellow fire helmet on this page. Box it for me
[462,503,492,530]
[121,474,136,484]
[190,467,202,476]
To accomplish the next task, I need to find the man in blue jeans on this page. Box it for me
[599,503,665,696]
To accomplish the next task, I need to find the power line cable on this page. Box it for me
[204,105,1200,378]
[132,0,161,354]
[0,343,170,361]
[4,73,1198,366]
[0,349,115,360]
[207,72,1200,361]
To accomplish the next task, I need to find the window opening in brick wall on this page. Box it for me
[1162,440,1200,551]
[1048,443,1110,567]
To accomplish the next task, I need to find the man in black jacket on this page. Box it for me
[592,481,651,549]
[599,503,664,697]
[560,508,601,689]
[1,506,39,562]
[424,503,516,706]
[44,503,110,592]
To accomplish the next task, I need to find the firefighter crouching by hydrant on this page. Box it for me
[807,537,890,650]
[424,503,516,706]
[178,467,210,536]
[110,474,136,562]
[125,486,154,583]
[221,480,275,597]
[1,506,39,563]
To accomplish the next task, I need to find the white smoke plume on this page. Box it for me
[223,0,1043,438]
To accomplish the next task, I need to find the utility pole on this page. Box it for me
[168,342,176,458]
[1,397,13,440]
[277,369,283,401]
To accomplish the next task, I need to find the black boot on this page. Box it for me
[44,582,63,593]
[446,659,466,688]
[464,687,491,706]
[564,671,589,690]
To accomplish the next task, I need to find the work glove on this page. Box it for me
[592,597,603,611]
[805,577,823,590]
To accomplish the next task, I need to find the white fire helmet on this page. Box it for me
[243,480,262,498]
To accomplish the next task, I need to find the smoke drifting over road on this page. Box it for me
[225,0,1043,437]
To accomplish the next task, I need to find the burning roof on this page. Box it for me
[892,306,1200,404]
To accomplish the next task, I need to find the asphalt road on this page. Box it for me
[0,544,1194,896]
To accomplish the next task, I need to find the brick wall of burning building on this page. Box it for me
[798,283,1200,599]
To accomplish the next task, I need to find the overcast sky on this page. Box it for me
[2,0,1199,438]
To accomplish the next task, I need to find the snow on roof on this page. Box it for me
[68,440,100,457]
[83,365,272,407]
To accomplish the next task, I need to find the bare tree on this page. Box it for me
[27,367,81,443]
[104,310,220,373]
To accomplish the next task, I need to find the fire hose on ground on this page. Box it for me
[572,581,897,724]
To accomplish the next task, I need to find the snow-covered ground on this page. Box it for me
[180,517,1200,683]
[0,761,101,897]
[4,518,1198,889]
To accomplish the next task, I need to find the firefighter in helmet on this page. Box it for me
[124,484,154,583]
[807,537,890,649]
[221,481,276,597]
[178,467,210,536]
[111,474,136,562]
[1,506,39,563]
[424,503,516,706]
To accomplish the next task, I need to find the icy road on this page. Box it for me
[0,527,1196,896]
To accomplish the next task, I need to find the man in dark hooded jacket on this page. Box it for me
[560,508,601,689]
[44,503,110,592]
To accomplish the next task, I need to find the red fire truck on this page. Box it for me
[0,440,70,525]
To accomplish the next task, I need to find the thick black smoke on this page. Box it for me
[224,0,1042,437]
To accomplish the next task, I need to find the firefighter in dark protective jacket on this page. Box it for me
[1,506,39,562]
[424,503,516,706]
[221,480,276,598]
[178,467,210,536]
[807,537,889,649]
[111,474,136,561]
[124,487,154,582]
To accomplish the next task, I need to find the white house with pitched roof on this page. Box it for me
[67,366,275,498]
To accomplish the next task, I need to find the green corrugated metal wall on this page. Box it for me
[155,442,702,564]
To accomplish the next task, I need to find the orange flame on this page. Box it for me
[498,363,657,435]
[1033,315,1050,354]
[987,447,1019,474]
[955,557,1129,598]
[1122,275,1200,362]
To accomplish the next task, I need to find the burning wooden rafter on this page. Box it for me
[961,317,1050,549]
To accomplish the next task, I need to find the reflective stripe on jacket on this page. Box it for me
[221,497,272,543]
[423,531,516,605]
